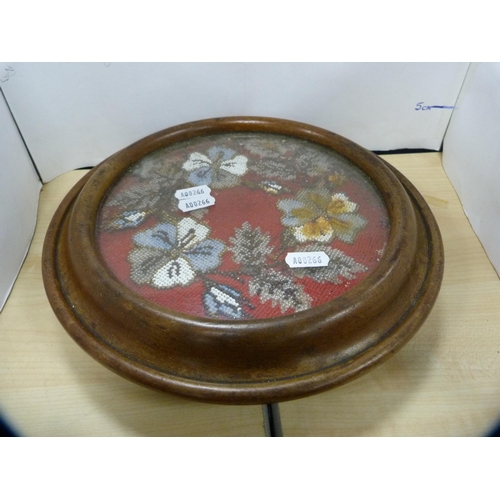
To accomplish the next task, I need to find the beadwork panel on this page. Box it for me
[97,133,389,320]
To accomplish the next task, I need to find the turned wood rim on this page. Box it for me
[42,117,444,404]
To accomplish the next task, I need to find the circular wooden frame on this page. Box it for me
[42,117,444,404]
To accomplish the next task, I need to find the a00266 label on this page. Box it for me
[175,185,215,212]
[178,195,215,212]
[175,185,211,200]
[285,251,330,268]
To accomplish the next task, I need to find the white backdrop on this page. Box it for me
[0,62,479,309]
[443,63,500,276]
[0,89,41,309]
[1,62,469,182]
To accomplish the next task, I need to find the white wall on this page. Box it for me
[1,61,483,309]
[0,89,41,310]
[1,62,469,181]
[443,63,500,276]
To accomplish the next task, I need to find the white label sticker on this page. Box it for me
[178,194,215,212]
[175,185,215,212]
[175,185,211,200]
[285,251,330,268]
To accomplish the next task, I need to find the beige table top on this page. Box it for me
[1,152,500,436]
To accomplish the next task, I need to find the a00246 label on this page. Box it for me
[285,251,330,268]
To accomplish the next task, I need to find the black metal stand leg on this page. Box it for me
[262,403,283,437]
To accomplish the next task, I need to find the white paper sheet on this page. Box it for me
[443,63,500,276]
[0,62,476,309]
[0,88,41,310]
[1,62,469,182]
[245,62,468,151]
[1,63,246,182]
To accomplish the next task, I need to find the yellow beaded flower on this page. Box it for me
[278,189,367,243]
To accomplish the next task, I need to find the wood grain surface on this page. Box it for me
[41,118,442,405]
[0,170,265,436]
[1,152,499,436]
[280,153,500,436]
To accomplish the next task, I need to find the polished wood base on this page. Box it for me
[41,118,444,404]
[1,153,499,435]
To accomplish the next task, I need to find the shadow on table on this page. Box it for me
[486,420,500,437]
[0,414,19,437]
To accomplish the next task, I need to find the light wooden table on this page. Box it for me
[1,153,500,436]
[281,153,500,436]
[0,168,265,436]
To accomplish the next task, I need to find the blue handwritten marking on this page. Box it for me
[0,66,15,83]
[415,102,454,111]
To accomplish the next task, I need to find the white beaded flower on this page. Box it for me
[128,218,225,289]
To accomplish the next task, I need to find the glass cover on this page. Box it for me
[97,133,389,320]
